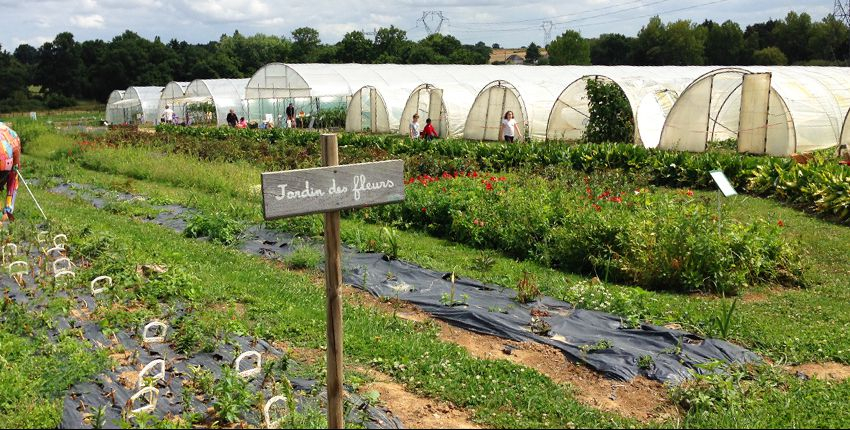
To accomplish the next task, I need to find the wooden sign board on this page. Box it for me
[261,159,405,220]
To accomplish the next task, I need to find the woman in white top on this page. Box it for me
[409,114,421,139]
[500,111,522,142]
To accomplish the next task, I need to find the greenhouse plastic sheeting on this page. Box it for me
[157,81,190,123]
[660,66,850,155]
[104,90,125,124]
[545,66,715,146]
[51,182,760,384]
[122,86,164,124]
[181,78,249,126]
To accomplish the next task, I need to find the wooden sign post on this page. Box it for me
[261,134,404,429]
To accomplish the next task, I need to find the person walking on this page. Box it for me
[226,109,238,127]
[423,118,438,141]
[409,114,421,139]
[0,122,21,223]
[499,111,522,142]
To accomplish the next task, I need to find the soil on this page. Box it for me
[256,254,679,423]
[788,362,850,381]
[273,339,480,429]
[358,369,481,429]
[343,286,680,423]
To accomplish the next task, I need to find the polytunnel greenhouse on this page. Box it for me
[106,86,163,124]
[158,81,190,124]
[659,66,850,156]
[173,79,249,126]
[246,63,374,128]
[104,90,125,125]
[545,66,717,146]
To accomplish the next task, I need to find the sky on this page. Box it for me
[0,0,839,52]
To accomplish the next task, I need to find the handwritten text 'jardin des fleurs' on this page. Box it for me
[275,175,395,202]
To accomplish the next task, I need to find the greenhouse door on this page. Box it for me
[428,88,446,137]
[484,86,509,141]
[360,88,379,132]
[737,73,771,154]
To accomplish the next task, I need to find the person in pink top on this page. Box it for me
[0,122,21,222]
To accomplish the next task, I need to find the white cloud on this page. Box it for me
[11,36,53,48]
[179,0,273,23]
[70,14,105,28]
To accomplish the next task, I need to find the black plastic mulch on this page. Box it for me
[50,182,759,384]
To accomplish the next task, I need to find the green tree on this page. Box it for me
[633,17,705,65]
[36,32,85,98]
[547,30,590,65]
[807,14,849,63]
[590,33,633,65]
[374,26,410,61]
[525,42,540,63]
[0,46,29,101]
[664,19,706,65]
[632,16,666,64]
[752,46,788,65]
[291,27,321,61]
[419,33,463,59]
[771,12,813,64]
[702,20,744,65]
[336,31,374,63]
[13,44,38,65]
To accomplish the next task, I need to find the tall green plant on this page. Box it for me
[584,79,634,144]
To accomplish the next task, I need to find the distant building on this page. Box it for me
[489,48,549,65]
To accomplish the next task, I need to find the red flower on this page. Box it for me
[687,190,694,197]
[593,204,601,212]
[777,220,785,227]
[485,182,493,191]
[609,196,622,203]
[586,187,592,195]
[499,176,506,181]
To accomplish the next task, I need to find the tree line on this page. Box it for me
[547,12,849,66]
[0,11,847,113]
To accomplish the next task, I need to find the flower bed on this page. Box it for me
[358,170,800,295]
[150,125,850,224]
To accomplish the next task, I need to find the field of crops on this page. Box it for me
[2,116,849,428]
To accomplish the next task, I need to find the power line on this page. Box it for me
[418,11,449,35]
[835,0,850,59]
[541,21,554,46]
[454,0,729,33]
[566,0,731,29]
[450,0,656,26]
[550,0,674,27]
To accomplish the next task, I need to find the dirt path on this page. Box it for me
[788,362,850,381]
[278,341,481,429]
[344,286,680,424]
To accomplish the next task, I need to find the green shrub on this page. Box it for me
[184,212,245,246]
[584,79,634,144]
[283,242,323,269]
[363,172,801,294]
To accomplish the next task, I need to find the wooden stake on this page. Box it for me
[321,134,344,429]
